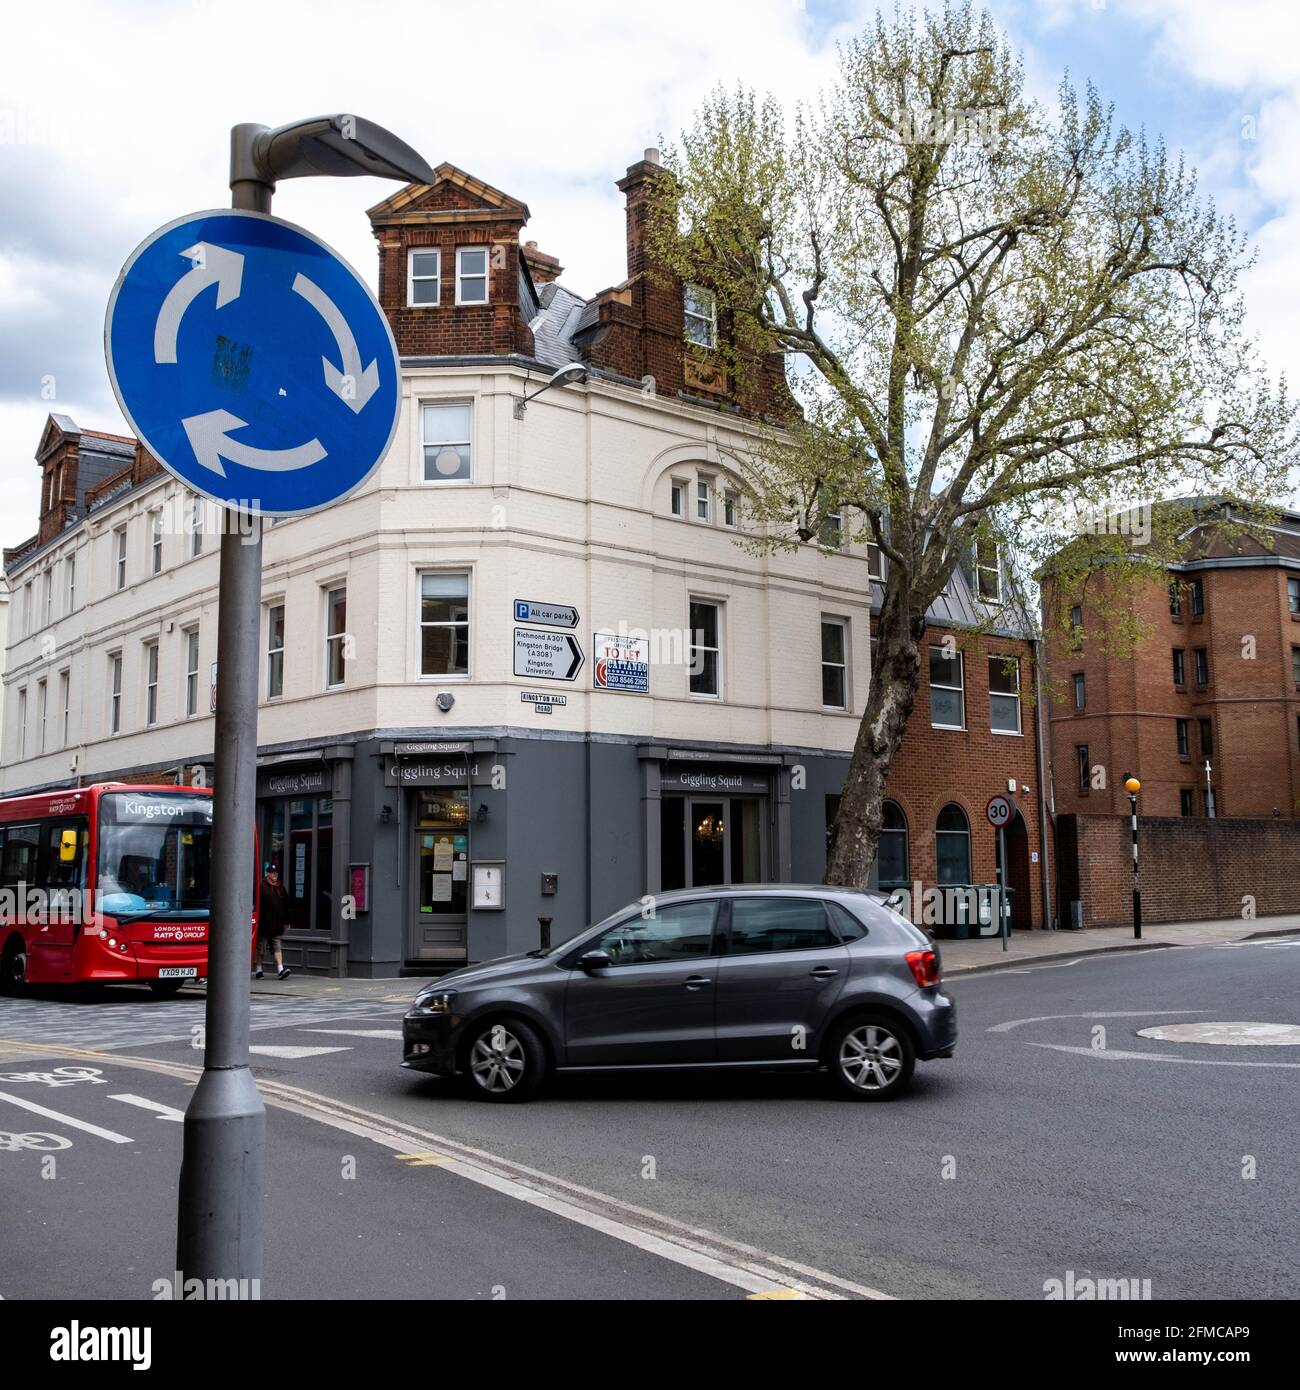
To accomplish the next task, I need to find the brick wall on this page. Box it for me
[1044,564,1300,819]
[1057,813,1300,926]
[874,624,1047,928]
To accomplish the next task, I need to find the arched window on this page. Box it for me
[878,801,910,887]
[935,803,971,885]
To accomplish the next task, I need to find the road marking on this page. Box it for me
[301,1029,404,1040]
[13,1042,888,1302]
[248,1045,351,1059]
[108,1093,186,1121]
[1027,1042,1300,1069]
[747,1288,808,1300]
[395,1151,454,1166]
[988,1010,1205,1034]
[0,1090,133,1143]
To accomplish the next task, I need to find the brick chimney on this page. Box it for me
[616,147,664,281]
[522,241,563,285]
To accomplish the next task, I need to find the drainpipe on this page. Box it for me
[1031,636,1055,929]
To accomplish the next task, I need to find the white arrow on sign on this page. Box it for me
[153,243,244,364]
[292,271,381,413]
[182,409,326,479]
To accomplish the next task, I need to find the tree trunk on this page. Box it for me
[824,586,927,887]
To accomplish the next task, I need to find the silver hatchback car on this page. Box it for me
[402,884,956,1102]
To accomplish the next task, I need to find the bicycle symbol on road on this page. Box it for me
[0,1131,73,1153]
[0,1066,107,1088]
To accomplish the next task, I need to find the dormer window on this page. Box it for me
[456,247,489,305]
[684,285,717,349]
[407,249,440,306]
[976,541,1001,601]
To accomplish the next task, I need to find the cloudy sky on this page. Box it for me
[1,0,1296,548]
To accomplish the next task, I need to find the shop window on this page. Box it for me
[417,790,470,918]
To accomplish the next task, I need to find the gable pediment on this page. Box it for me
[368,163,529,226]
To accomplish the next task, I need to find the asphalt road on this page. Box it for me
[2,934,1297,1300]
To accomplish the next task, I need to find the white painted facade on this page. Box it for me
[2,363,874,793]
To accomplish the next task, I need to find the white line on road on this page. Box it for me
[1027,1042,1300,1069]
[299,1029,404,1040]
[249,1045,351,1059]
[108,1093,185,1121]
[987,1010,1205,1034]
[0,1090,133,1143]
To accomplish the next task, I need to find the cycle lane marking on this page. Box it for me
[0,1090,133,1143]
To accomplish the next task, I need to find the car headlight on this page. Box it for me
[414,989,458,1015]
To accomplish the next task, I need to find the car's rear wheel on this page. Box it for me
[827,1013,915,1100]
[463,1018,546,1102]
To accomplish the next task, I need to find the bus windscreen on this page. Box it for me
[97,791,214,917]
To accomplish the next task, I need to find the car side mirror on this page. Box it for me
[576,950,612,972]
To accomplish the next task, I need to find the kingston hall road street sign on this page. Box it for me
[105,209,401,518]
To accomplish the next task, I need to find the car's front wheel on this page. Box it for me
[463,1018,546,1102]
[827,1013,916,1100]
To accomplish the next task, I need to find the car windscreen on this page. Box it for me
[97,792,214,915]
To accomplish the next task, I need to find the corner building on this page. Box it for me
[2,154,1046,974]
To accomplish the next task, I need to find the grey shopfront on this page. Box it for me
[248,732,848,979]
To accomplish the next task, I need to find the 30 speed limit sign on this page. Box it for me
[985,794,1013,828]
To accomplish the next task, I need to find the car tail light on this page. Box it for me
[905,950,940,987]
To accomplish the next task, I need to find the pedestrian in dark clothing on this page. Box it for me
[255,863,291,980]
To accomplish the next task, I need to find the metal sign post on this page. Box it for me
[985,794,1012,953]
[104,115,433,1289]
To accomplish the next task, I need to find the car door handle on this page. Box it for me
[809,966,839,979]
[682,975,712,990]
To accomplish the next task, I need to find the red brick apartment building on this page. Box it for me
[1041,500,1300,821]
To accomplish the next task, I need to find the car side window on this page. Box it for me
[728,898,838,954]
[828,902,869,941]
[588,901,718,966]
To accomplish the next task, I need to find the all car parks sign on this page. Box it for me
[513,599,579,629]
[593,633,650,693]
[514,627,584,681]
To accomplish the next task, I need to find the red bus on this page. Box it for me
[0,783,255,995]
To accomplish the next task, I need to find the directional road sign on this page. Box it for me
[513,599,579,629]
[514,627,584,682]
[105,209,400,517]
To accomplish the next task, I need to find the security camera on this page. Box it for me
[436,692,455,712]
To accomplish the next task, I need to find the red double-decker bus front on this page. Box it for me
[0,783,251,995]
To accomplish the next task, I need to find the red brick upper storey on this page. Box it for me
[1040,500,1300,820]
[367,153,793,422]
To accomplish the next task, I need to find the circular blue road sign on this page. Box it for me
[105,209,400,518]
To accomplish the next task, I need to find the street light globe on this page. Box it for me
[1124,777,1141,794]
